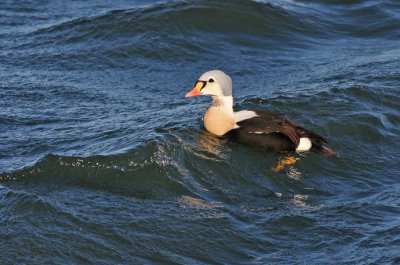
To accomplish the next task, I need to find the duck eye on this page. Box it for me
[208,78,214,83]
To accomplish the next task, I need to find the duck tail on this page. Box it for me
[311,146,340,158]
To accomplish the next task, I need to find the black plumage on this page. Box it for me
[224,110,339,157]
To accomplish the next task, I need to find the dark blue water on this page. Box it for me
[1,0,400,264]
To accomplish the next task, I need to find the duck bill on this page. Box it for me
[185,81,205,97]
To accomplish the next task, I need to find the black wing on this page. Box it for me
[226,110,327,150]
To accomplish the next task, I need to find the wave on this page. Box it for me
[11,0,399,60]
[2,0,398,72]
[1,140,194,200]
[1,131,321,203]
[29,1,321,39]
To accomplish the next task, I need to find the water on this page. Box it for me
[1,0,400,264]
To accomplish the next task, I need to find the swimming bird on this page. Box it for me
[185,70,339,157]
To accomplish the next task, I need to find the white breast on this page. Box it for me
[203,107,236,136]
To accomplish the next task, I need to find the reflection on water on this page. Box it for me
[291,194,324,210]
[178,195,221,209]
[177,195,227,219]
[292,194,310,207]
[287,166,303,180]
[193,130,228,160]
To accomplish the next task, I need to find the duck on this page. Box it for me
[185,70,339,157]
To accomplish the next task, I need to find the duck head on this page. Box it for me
[185,70,232,98]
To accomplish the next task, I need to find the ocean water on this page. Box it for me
[1,0,400,264]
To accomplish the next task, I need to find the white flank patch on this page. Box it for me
[296,137,312,152]
[249,131,267,134]
[233,110,258,122]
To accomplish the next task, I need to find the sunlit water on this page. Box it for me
[1,0,400,264]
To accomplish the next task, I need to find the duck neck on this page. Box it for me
[211,96,234,115]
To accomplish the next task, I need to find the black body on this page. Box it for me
[224,110,339,157]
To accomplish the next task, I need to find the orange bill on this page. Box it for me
[185,81,205,97]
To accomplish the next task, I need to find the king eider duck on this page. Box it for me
[185,70,339,157]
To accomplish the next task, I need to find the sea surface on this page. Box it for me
[1,0,400,264]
